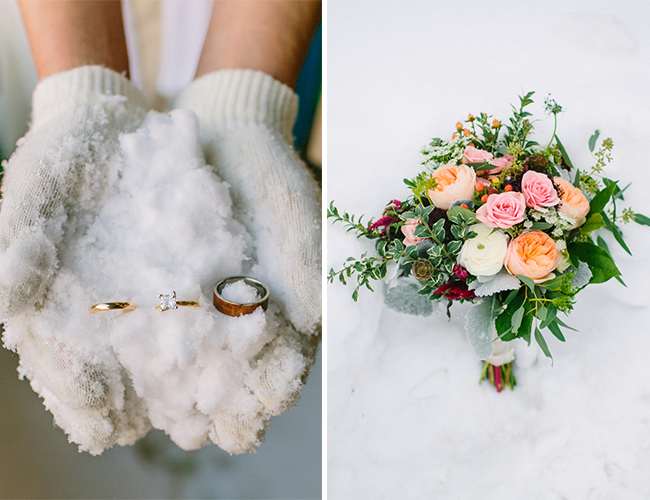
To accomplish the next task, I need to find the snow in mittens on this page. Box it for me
[1,109,314,455]
[329,2,650,498]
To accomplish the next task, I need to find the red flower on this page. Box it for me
[433,281,476,300]
[368,215,398,235]
[453,264,469,280]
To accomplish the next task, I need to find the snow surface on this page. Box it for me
[222,280,261,303]
[327,2,650,498]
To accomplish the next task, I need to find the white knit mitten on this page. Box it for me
[0,66,150,453]
[173,70,321,334]
[0,66,148,313]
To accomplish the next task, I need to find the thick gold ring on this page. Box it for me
[88,302,137,313]
[213,277,270,317]
[155,291,200,311]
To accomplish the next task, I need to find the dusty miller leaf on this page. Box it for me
[464,295,499,360]
[384,280,434,317]
[572,261,593,289]
[468,269,521,297]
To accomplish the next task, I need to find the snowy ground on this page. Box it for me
[327,2,650,498]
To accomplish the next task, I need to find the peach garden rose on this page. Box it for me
[428,164,476,210]
[505,230,561,280]
[554,177,590,229]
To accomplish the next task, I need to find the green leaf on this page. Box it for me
[352,288,359,302]
[556,136,574,170]
[446,240,463,255]
[535,327,553,359]
[588,130,600,153]
[447,206,478,224]
[601,212,632,256]
[451,224,464,239]
[634,213,650,226]
[376,240,388,257]
[471,162,496,172]
[554,317,578,332]
[540,303,558,329]
[547,321,566,342]
[432,219,446,243]
[401,211,417,220]
[567,241,621,283]
[579,213,605,235]
[511,306,525,332]
[531,222,553,230]
[503,288,519,307]
[540,274,564,291]
[413,224,429,239]
[537,305,548,322]
[573,169,581,188]
[588,183,617,217]
[517,274,535,293]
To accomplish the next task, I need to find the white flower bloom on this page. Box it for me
[458,223,509,279]
[524,220,534,229]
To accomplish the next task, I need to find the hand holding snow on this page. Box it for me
[1,108,316,455]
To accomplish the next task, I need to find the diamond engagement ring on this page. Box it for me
[88,302,137,313]
[213,277,270,317]
[156,291,200,312]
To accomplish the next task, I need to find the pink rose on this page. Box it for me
[476,192,526,229]
[521,171,560,209]
[427,164,477,210]
[401,219,427,246]
[554,177,590,229]
[505,230,561,280]
[486,154,514,175]
[461,146,493,165]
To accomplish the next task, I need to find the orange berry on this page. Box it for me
[492,119,501,128]
[460,203,469,209]
[504,184,513,192]
[455,121,464,132]
[489,176,499,184]
[481,194,489,203]
[475,183,484,192]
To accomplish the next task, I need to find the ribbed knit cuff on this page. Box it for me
[174,69,298,144]
[31,66,147,129]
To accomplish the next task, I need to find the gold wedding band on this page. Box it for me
[88,302,137,313]
[155,291,200,311]
[213,277,270,317]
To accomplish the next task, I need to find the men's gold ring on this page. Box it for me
[213,277,270,317]
[88,302,137,314]
[155,291,200,311]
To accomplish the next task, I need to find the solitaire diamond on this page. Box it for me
[159,291,177,311]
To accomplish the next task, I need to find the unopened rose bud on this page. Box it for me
[456,122,464,132]
[463,129,471,137]
[467,113,475,122]
[492,119,501,128]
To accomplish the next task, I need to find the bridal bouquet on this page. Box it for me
[328,92,649,391]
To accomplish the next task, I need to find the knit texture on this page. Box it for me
[174,69,322,335]
[0,66,150,454]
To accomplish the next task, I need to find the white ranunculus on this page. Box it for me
[458,223,509,279]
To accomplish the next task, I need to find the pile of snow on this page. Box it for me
[2,109,314,455]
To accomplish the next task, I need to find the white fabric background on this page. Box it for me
[328,1,650,498]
